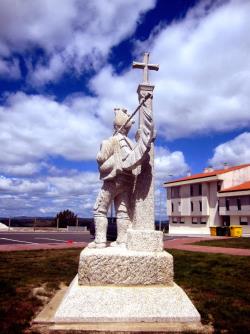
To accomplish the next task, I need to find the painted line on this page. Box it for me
[35,237,67,243]
[0,238,38,244]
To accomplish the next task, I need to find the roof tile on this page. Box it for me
[165,164,250,184]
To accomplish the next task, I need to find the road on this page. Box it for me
[0,231,178,246]
[0,231,93,245]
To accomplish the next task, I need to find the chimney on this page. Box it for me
[203,166,214,173]
[223,162,229,169]
[187,170,191,176]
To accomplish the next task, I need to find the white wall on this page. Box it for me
[220,166,250,189]
[169,224,210,235]
[207,181,220,227]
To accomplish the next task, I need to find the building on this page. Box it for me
[164,164,250,235]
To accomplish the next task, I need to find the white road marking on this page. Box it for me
[0,238,38,244]
[35,237,67,243]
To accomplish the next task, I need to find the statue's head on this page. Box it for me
[113,108,134,135]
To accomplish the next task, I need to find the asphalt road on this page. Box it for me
[0,232,93,245]
[0,231,178,245]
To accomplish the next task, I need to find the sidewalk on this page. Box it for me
[164,237,250,256]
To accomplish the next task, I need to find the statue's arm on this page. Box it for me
[121,103,154,170]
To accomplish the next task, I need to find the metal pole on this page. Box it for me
[159,189,162,231]
[8,217,11,232]
[76,217,79,230]
[57,217,59,231]
[33,218,36,232]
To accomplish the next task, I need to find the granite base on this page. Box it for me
[78,247,173,286]
[54,275,201,324]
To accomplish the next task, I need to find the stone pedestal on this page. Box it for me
[54,275,201,325]
[52,247,202,332]
[126,229,163,252]
[78,247,173,286]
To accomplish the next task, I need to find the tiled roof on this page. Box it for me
[165,164,250,185]
[220,181,250,193]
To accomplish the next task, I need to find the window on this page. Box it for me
[199,200,202,212]
[226,198,230,211]
[178,201,181,211]
[171,187,180,198]
[240,217,248,225]
[192,217,198,224]
[180,220,185,224]
[172,218,177,224]
[198,184,202,196]
[237,198,241,211]
[191,201,194,212]
[171,202,174,213]
[200,219,207,225]
[190,185,193,196]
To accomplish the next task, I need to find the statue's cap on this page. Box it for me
[113,107,134,128]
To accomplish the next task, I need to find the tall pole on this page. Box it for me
[159,189,162,231]
[8,217,11,232]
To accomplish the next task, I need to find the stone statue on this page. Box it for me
[88,100,154,249]
[54,54,202,331]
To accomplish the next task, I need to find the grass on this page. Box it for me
[193,237,250,249]
[169,249,250,334]
[0,248,250,333]
[0,249,81,334]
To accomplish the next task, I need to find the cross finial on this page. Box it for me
[132,52,159,84]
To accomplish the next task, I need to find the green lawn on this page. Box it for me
[0,248,249,333]
[194,237,250,249]
[0,249,81,334]
[170,250,250,334]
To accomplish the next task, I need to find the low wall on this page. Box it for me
[67,226,87,232]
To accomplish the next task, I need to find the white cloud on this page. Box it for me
[0,162,41,176]
[0,92,109,166]
[0,171,100,217]
[0,0,155,85]
[155,146,189,181]
[209,132,250,168]
[149,0,250,139]
[89,0,250,140]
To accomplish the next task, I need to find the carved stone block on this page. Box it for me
[78,247,173,286]
[126,228,163,252]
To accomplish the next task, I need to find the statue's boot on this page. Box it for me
[110,218,130,248]
[88,216,108,249]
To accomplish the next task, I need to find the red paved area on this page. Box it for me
[0,237,249,256]
[164,237,250,256]
[0,241,87,252]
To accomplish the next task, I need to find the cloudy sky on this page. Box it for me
[0,0,250,218]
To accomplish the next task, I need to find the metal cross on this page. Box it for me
[132,52,159,84]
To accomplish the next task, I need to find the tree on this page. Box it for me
[55,209,77,228]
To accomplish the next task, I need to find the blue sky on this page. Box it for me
[0,0,250,218]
